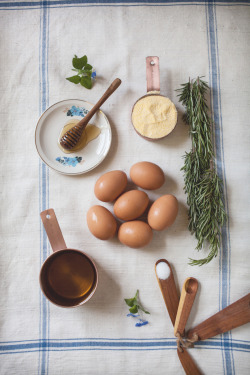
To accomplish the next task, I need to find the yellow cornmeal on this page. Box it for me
[58,119,101,154]
[132,95,177,139]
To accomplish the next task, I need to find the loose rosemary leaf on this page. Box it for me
[177,77,227,266]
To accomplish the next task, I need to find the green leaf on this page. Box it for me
[72,55,87,69]
[125,290,150,315]
[84,64,92,70]
[80,76,92,89]
[124,298,136,307]
[139,307,150,314]
[66,75,80,84]
[129,305,138,314]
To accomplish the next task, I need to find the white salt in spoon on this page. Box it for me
[155,259,179,326]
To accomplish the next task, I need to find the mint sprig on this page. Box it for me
[125,290,150,314]
[66,54,95,89]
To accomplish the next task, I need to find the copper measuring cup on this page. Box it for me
[40,208,98,308]
[131,56,177,140]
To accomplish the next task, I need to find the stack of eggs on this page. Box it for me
[86,161,178,248]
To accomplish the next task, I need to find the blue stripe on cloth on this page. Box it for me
[1,4,250,12]
[207,3,228,374]
[39,2,50,375]
[1,347,250,355]
[0,0,250,10]
[1,337,249,344]
[0,339,250,352]
[206,2,235,374]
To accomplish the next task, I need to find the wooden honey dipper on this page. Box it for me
[60,78,122,150]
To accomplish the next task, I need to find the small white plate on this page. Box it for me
[35,99,112,175]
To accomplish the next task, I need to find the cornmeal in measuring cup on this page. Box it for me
[132,95,177,139]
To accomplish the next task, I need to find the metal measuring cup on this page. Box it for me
[39,209,98,308]
[131,56,177,140]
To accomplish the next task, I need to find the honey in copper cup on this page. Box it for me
[40,209,98,308]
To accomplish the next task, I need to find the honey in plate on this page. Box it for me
[41,250,96,306]
[58,119,101,153]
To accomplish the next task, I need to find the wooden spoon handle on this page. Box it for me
[174,278,198,337]
[177,349,203,375]
[155,259,179,326]
[77,78,121,127]
[187,293,250,342]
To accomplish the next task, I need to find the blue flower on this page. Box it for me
[91,70,96,80]
[127,313,139,318]
[126,313,149,327]
[55,156,83,167]
[67,106,89,117]
[135,320,149,327]
[71,106,79,115]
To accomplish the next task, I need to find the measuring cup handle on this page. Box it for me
[40,208,67,252]
[146,56,160,92]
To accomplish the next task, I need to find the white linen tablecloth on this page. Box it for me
[0,1,250,374]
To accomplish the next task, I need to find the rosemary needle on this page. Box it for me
[177,77,227,266]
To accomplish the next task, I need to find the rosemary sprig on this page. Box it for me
[177,77,227,266]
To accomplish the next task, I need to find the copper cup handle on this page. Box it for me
[146,56,160,92]
[40,208,67,252]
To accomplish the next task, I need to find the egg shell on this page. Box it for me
[87,205,117,240]
[94,170,128,202]
[130,162,165,190]
[148,194,178,231]
[114,190,149,221]
[118,221,153,248]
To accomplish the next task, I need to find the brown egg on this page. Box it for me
[130,161,165,190]
[87,205,117,240]
[94,170,128,202]
[114,190,149,221]
[118,221,153,248]
[148,194,178,231]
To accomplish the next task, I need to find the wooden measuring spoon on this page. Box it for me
[155,259,179,326]
[155,259,202,375]
[174,278,198,337]
[187,293,250,342]
[60,78,121,150]
[177,348,202,375]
